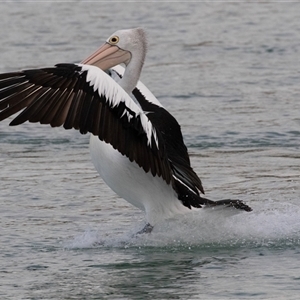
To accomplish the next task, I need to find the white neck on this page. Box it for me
[119,50,145,94]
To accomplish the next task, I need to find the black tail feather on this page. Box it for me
[200,197,252,212]
[174,178,252,212]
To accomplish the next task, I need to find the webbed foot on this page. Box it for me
[136,223,153,235]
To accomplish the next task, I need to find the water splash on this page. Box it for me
[65,200,300,250]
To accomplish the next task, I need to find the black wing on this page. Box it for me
[132,87,254,212]
[0,63,172,184]
[132,86,205,197]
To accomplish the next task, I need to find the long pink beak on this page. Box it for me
[81,43,131,70]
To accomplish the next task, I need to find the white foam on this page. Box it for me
[65,200,300,249]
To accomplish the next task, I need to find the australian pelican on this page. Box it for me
[0,28,252,233]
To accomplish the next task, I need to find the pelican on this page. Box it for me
[0,28,251,233]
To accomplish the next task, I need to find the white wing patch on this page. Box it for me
[78,64,159,148]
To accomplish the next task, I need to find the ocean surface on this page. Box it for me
[0,2,300,299]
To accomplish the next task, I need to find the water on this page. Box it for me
[0,2,300,299]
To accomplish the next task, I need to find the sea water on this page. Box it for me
[0,2,300,299]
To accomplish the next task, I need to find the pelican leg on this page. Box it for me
[136,223,154,235]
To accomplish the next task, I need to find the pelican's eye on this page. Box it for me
[109,36,119,44]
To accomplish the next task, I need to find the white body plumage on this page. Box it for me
[89,134,189,225]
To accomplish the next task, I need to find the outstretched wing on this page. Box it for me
[0,63,172,184]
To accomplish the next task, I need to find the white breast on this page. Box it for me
[89,134,189,225]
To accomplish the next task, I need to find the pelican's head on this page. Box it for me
[81,28,147,70]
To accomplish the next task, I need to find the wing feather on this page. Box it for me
[0,63,172,184]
